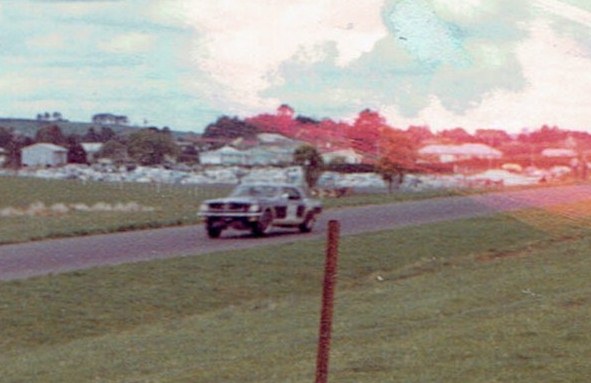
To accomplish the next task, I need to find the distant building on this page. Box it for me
[199,146,249,165]
[419,143,502,163]
[541,148,577,158]
[321,148,364,164]
[21,143,68,167]
[81,142,104,163]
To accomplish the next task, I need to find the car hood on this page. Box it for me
[204,197,262,205]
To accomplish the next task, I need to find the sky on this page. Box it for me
[2,0,591,133]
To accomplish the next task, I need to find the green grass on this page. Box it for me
[1,210,591,382]
[0,175,464,244]
[0,176,232,244]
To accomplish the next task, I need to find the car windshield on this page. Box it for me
[230,185,281,198]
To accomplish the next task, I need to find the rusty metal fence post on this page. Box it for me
[315,220,340,383]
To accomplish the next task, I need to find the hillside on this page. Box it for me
[0,117,143,137]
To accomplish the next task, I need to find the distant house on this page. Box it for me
[21,143,68,167]
[419,143,502,163]
[321,148,364,164]
[541,148,577,158]
[245,146,295,165]
[199,146,249,165]
[81,142,104,163]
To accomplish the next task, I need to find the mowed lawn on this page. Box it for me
[0,176,232,244]
[1,205,591,382]
[0,175,462,244]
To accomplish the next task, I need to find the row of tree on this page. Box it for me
[0,124,181,167]
[205,105,591,154]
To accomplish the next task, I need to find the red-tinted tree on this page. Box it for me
[375,128,417,192]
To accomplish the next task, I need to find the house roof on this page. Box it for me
[23,143,67,152]
[321,148,364,158]
[81,143,103,153]
[419,143,502,157]
[541,148,577,157]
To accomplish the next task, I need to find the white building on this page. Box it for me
[199,146,249,165]
[419,143,502,163]
[21,143,68,167]
[81,142,104,163]
[541,148,577,158]
[321,148,364,164]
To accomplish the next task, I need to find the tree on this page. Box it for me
[178,144,199,164]
[0,127,12,148]
[348,109,389,156]
[98,127,116,143]
[375,129,417,193]
[35,124,67,146]
[83,127,101,142]
[98,139,128,163]
[66,135,88,164]
[4,134,32,168]
[294,144,324,189]
[127,129,179,165]
[437,127,474,144]
[203,116,258,146]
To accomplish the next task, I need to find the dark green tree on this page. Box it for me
[203,116,258,147]
[127,129,179,165]
[97,139,128,163]
[294,144,324,189]
[98,127,116,143]
[82,127,101,142]
[5,135,32,168]
[66,135,88,164]
[35,124,67,146]
[0,127,12,148]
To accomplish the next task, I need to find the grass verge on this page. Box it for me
[1,208,590,382]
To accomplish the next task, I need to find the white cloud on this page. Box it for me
[26,33,66,50]
[535,0,591,27]
[383,21,591,132]
[156,0,387,112]
[49,2,113,16]
[98,32,155,54]
[432,0,483,19]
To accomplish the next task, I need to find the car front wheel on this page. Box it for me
[206,220,222,238]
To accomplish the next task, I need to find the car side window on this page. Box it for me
[283,187,301,200]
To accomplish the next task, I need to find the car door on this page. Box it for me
[282,187,306,223]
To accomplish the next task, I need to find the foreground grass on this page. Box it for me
[0,175,463,244]
[1,206,591,382]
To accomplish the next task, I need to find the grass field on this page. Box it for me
[1,204,590,382]
[0,176,234,244]
[0,175,463,244]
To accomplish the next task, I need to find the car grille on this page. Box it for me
[209,203,249,212]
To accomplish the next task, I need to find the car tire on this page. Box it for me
[206,220,222,238]
[252,209,273,237]
[299,212,316,233]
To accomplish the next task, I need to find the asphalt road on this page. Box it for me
[1,184,590,281]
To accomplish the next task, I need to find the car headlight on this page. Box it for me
[248,204,261,212]
[199,203,209,212]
